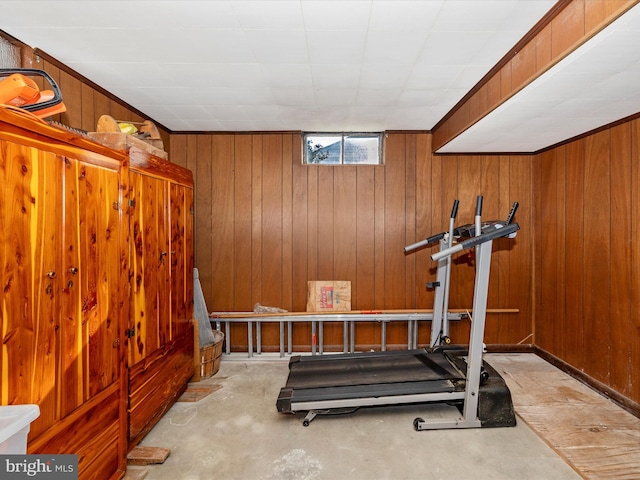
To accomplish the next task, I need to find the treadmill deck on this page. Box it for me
[285,349,464,389]
[276,348,517,429]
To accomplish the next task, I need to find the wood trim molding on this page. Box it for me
[486,344,535,353]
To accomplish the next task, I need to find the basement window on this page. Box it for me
[303,132,383,165]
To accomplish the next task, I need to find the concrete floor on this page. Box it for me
[130,354,580,480]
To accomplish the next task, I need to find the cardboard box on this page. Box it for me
[307,281,351,312]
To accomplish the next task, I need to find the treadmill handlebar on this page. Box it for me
[404,199,460,253]
[475,195,483,216]
[451,199,459,220]
[431,222,519,262]
[404,200,460,253]
[404,232,446,253]
[506,201,519,224]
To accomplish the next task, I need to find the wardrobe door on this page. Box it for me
[169,182,194,341]
[0,142,62,438]
[61,158,121,403]
[128,170,169,366]
[1,135,126,479]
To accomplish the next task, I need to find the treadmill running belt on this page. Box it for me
[288,379,456,403]
[285,351,463,389]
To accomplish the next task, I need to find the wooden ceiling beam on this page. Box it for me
[432,0,639,152]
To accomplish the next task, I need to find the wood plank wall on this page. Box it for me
[533,118,640,407]
[170,133,533,351]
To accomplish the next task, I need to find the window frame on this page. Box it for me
[303,132,384,165]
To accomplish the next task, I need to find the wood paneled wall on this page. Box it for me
[170,133,533,351]
[533,119,640,406]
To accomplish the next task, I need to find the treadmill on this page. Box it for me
[276,197,519,430]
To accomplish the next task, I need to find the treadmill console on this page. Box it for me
[454,220,509,239]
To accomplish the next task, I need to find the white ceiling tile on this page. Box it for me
[311,65,361,89]
[148,87,212,105]
[200,105,250,121]
[356,89,402,107]
[231,1,304,29]
[271,88,315,106]
[431,1,500,31]
[102,1,239,29]
[243,29,308,63]
[524,73,597,101]
[104,86,162,105]
[261,64,313,88]
[551,98,609,117]
[314,89,357,107]
[359,64,412,89]
[386,106,439,129]
[165,119,196,130]
[368,1,443,32]
[110,1,241,29]
[306,30,367,64]
[301,1,372,30]
[363,31,429,65]
[178,118,226,130]
[181,64,266,88]
[433,1,546,32]
[134,104,180,121]
[0,1,75,28]
[91,62,265,89]
[591,71,640,101]
[406,65,465,89]
[595,95,640,120]
[419,31,496,66]
[195,87,275,106]
[58,28,255,64]
[161,105,215,120]
[397,89,445,108]
[186,30,257,63]
[239,105,287,119]
[0,1,235,29]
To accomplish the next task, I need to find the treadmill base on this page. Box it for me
[446,351,516,428]
[276,349,517,429]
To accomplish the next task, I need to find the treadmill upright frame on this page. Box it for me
[414,236,492,430]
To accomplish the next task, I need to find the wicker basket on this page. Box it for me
[200,330,224,378]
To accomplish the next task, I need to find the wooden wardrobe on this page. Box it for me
[0,106,194,479]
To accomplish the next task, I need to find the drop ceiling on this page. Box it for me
[1,1,639,153]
